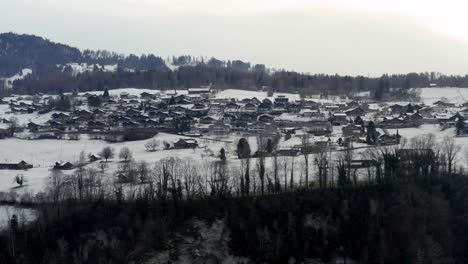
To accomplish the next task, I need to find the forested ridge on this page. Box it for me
[1,134,468,263]
[2,32,468,98]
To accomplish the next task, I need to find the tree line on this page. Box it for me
[1,133,467,263]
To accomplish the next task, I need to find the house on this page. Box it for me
[304,122,333,136]
[332,113,348,126]
[208,124,232,134]
[258,114,275,122]
[246,122,277,134]
[54,161,74,170]
[345,107,366,118]
[349,159,379,169]
[140,92,155,100]
[379,134,401,145]
[389,104,406,114]
[257,102,272,114]
[188,87,211,95]
[0,161,33,170]
[275,95,289,104]
[88,121,107,130]
[27,122,42,132]
[342,124,365,137]
[404,113,423,127]
[200,116,216,124]
[88,154,101,162]
[262,98,273,105]
[433,101,455,108]
[174,138,198,149]
[379,117,405,128]
[243,103,257,111]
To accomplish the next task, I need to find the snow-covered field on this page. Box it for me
[416,87,468,105]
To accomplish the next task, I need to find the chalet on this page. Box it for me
[251,97,261,105]
[389,104,406,114]
[120,92,130,99]
[240,98,252,104]
[302,100,319,109]
[140,92,155,100]
[0,161,33,170]
[144,106,159,113]
[345,107,366,118]
[208,124,232,134]
[275,95,289,104]
[74,109,92,118]
[258,114,275,122]
[247,122,277,134]
[303,109,322,117]
[51,112,70,121]
[287,103,301,113]
[332,113,348,126]
[200,116,216,124]
[225,102,240,112]
[244,103,257,111]
[433,101,456,108]
[222,113,236,124]
[379,117,405,128]
[257,102,272,114]
[88,121,106,130]
[48,120,65,129]
[188,87,211,95]
[192,103,207,110]
[349,160,379,169]
[93,109,106,116]
[262,98,273,106]
[276,148,300,156]
[342,124,365,137]
[404,113,423,127]
[27,122,42,132]
[239,113,256,122]
[54,161,74,170]
[304,122,332,136]
[379,134,401,145]
[125,108,141,116]
[397,149,435,164]
[88,154,101,162]
[174,138,198,149]
[122,121,140,128]
[143,119,159,127]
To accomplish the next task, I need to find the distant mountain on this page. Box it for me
[0,32,168,78]
[3,32,468,98]
[0,33,82,77]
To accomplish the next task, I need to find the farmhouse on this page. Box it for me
[0,161,33,170]
[174,138,199,149]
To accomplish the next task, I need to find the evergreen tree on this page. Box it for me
[456,115,465,135]
[237,138,251,159]
[219,148,226,161]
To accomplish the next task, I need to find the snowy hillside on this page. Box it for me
[1,69,32,89]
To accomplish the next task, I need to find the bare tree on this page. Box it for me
[8,116,19,136]
[119,147,133,162]
[144,139,160,152]
[440,136,461,175]
[100,146,115,162]
[301,134,311,187]
[137,161,150,183]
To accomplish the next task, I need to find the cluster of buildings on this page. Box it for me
[1,88,467,146]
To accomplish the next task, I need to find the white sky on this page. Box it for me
[2,0,468,76]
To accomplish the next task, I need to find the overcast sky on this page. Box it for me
[2,0,468,76]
